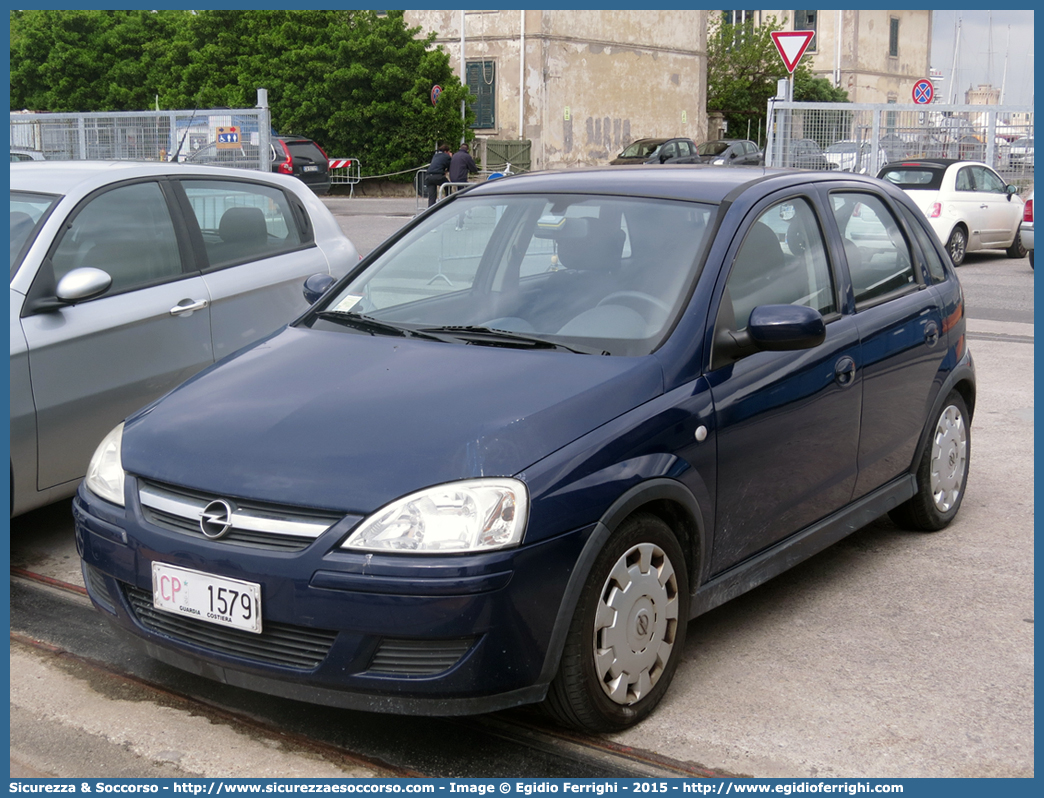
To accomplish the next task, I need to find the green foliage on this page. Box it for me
[9,9,472,179]
[707,13,848,143]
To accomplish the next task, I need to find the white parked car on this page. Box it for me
[10,161,359,516]
[877,159,1025,266]
[1022,190,1033,269]
[1008,136,1034,168]
[824,141,887,174]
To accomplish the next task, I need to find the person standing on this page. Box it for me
[425,144,452,207]
[449,143,479,189]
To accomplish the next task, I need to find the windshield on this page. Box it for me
[697,141,730,156]
[619,140,666,158]
[309,193,715,356]
[878,167,944,190]
[10,191,59,277]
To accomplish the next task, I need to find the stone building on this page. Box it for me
[404,10,709,170]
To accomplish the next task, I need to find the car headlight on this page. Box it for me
[85,422,126,506]
[342,479,528,554]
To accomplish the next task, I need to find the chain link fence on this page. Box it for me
[766,102,1033,192]
[10,107,272,172]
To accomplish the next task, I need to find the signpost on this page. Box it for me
[215,126,240,150]
[912,78,935,105]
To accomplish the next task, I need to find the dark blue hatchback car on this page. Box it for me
[75,166,974,732]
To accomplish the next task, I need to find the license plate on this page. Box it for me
[303,165,319,173]
[152,562,262,634]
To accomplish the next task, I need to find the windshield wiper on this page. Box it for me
[418,325,606,355]
[315,311,447,342]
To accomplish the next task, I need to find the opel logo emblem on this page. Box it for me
[200,500,234,539]
[636,613,650,637]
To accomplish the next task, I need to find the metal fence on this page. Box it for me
[10,107,272,171]
[766,102,1034,192]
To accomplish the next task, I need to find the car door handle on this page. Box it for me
[924,321,940,347]
[834,356,857,387]
[170,298,209,316]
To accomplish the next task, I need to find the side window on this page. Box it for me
[661,143,677,160]
[897,204,947,284]
[955,168,975,192]
[182,180,303,269]
[725,197,835,330]
[975,167,1006,194]
[50,181,182,294]
[831,193,917,304]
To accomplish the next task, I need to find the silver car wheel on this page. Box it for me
[593,542,679,705]
[930,404,968,513]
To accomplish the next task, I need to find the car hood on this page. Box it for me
[121,327,664,513]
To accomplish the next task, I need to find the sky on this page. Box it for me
[929,9,1034,105]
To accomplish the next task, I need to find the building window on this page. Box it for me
[793,10,817,51]
[466,61,496,130]
[723,10,756,26]
[889,17,899,58]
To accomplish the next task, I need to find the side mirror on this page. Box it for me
[55,267,112,304]
[1007,184,1019,200]
[303,273,337,305]
[715,304,825,366]
[747,304,826,351]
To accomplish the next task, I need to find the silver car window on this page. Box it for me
[50,181,183,294]
[181,180,303,269]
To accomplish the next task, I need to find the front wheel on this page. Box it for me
[946,227,967,266]
[1006,230,1027,258]
[889,391,971,531]
[544,513,689,732]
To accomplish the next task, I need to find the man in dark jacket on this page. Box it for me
[449,143,479,187]
[425,144,453,207]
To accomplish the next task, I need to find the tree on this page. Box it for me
[9,9,472,180]
[706,13,848,143]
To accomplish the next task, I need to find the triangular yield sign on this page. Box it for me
[771,30,815,73]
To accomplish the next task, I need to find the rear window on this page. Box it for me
[878,166,944,190]
[285,140,327,162]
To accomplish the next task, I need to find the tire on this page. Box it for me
[1029,249,1034,269]
[544,513,689,732]
[889,391,971,532]
[1006,230,1027,258]
[946,226,967,266]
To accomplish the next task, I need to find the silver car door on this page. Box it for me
[20,179,214,492]
[177,178,332,361]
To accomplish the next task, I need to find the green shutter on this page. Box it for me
[466,61,496,129]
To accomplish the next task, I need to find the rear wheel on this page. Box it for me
[544,513,689,732]
[1006,230,1027,258]
[946,227,967,266]
[889,391,970,531]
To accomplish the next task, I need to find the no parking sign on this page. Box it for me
[912,79,934,105]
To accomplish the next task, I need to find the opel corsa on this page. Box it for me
[76,166,975,732]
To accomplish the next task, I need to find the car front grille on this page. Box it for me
[123,583,337,670]
[366,638,475,675]
[138,480,341,552]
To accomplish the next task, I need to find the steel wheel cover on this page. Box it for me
[930,405,967,512]
[593,542,679,705]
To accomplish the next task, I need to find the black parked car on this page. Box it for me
[668,139,763,166]
[610,137,698,165]
[188,135,331,195]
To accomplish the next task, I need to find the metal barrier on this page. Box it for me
[765,101,1033,192]
[10,106,271,170]
[328,158,361,196]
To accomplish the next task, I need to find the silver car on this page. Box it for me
[10,161,359,516]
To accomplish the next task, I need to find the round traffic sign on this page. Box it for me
[431,85,443,106]
[912,79,934,105]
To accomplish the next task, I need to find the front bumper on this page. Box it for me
[74,479,593,716]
